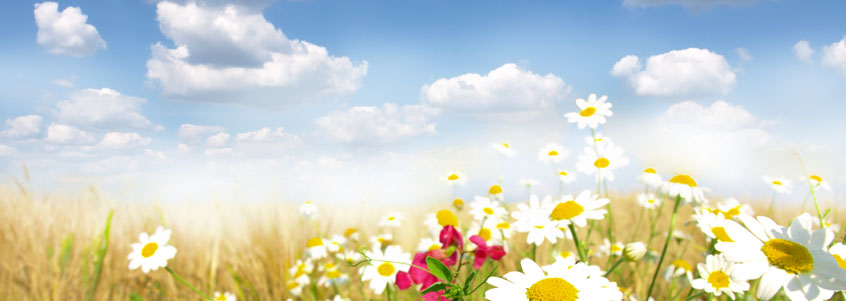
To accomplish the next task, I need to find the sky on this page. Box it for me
[1,0,845,206]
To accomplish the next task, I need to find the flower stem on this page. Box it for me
[531,243,537,261]
[646,194,682,300]
[568,224,587,262]
[796,152,824,228]
[165,266,212,300]
[604,258,624,277]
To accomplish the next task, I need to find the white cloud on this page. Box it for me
[1,115,43,138]
[33,2,106,57]
[611,48,737,98]
[622,0,758,9]
[56,88,156,129]
[736,48,751,61]
[176,143,192,153]
[421,63,570,115]
[0,145,14,156]
[205,147,233,156]
[236,127,302,153]
[821,37,846,75]
[146,1,367,108]
[44,123,95,144]
[144,149,167,159]
[98,132,152,150]
[177,124,224,143]
[52,78,75,88]
[794,40,815,62]
[660,100,755,128]
[206,132,230,148]
[315,103,438,143]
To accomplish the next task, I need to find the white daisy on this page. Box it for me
[343,227,360,241]
[549,190,609,228]
[639,168,663,188]
[492,142,517,157]
[811,216,840,237]
[637,193,661,210]
[468,221,505,246]
[299,201,318,219]
[369,233,393,249]
[127,226,177,273]
[538,143,567,165]
[417,237,442,253]
[511,195,564,246]
[326,235,347,253]
[715,198,754,220]
[318,262,349,287]
[661,174,707,205]
[691,254,749,299]
[663,259,695,284]
[763,176,792,195]
[361,245,411,295]
[564,93,614,129]
[600,239,624,257]
[305,237,328,259]
[470,196,507,223]
[804,174,831,191]
[489,184,505,201]
[423,209,459,236]
[692,208,740,243]
[558,170,577,184]
[716,213,846,300]
[494,220,515,240]
[378,212,404,228]
[584,132,613,148]
[575,141,629,182]
[338,250,363,265]
[485,257,623,301]
[213,291,236,301]
[829,243,846,270]
[289,258,314,286]
[443,170,467,186]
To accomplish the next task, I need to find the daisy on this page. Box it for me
[829,243,846,270]
[378,212,404,228]
[424,209,459,235]
[369,233,393,249]
[318,262,349,287]
[639,168,663,188]
[338,250,363,265]
[575,141,629,182]
[470,196,507,223]
[804,174,832,191]
[584,132,613,148]
[637,193,661,210]
[489,184,504,201]
[715,198,754,220]
[485,257,622,301]
[127,226,177,273]
[549,190,609,228]
[600,239,624,257]
[326,235,347,253]
[443,170,467,186]
[715,213,846,300]
[691,254,749,299]
[623,242,647,262]
[289,258,313,286]
[564,93,614,129]
[558,170,577,184]
[343,227,360,241]
[452,198,465,210]
[538,143,567,165]
[417,237,442,252]
[492,142,517,157]
[286,280,305,297]
[361,245,411,294]
[467,221,505,246]
[305,237,328,259]
[692,208,742,243]
[299,201,317,219]
[661,174,707,205]
[213,291,236,301]
[763,176,792,194]
[663,259,694,284]
[494,220,515,240]
[511,195,564,246]
[811,216,840,237]
[519,178,540,189]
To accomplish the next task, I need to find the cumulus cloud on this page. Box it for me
[98,132,152,150]
[146,1,367,108]
[421,63,570,116]
[206,132,230,148]
[56,88,156,129]
[1,115,43,138]
[236,127,303,153]
[794,40,815,62]
[821,37,846,75]
[660,100,755,128]
[33,2,106,57]
[44,123,96,144]
[611,48,736,98]
[736,48,751,61]
[177,124,224,143]
[315,103,438,144]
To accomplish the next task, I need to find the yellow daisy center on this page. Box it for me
[483,207,495,215]
[761,238,814,274]
[344,228,358,237]
[141,242,158,258]
[834,254,846,269]
[673,259,693,272]
[326,269,342,279]
[559,171,568,176]
[669,175,697,187]
[643,168,656,174]
[428,244,441,251]
[502,143,510,148]
[647,199,655,204]
[306,237,323,248]
[610,244,622,253]
[810,175,822,183]
[548,150,559,156]
[550,201,584,221]
[287,281,299,290]
[489,185,503,194]
[534,225,544,229]
[448,174,459,181]
[594,157,610,168]
[215,293,228,300]
[377,262,395,277]
[387,216,396,221]
[294,264,307,278]
[722,206,741,219]
[453,198,464,207]
[496,222,511,229]
[560,251,571,258]
[772,181,782,186]
[579,106,597,117]
[711,227,733,242]
[436,209,458,227]
[707,271,730,289]
[525,277,578,301]
[475,228,491,241]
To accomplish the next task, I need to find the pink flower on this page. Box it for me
[396,250,451,300]
[439,226,464,266]
[469,235,506,269]
[396,271,413,290]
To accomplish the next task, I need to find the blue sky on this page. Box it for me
[1,0,845,205]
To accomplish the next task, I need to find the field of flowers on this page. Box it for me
[1,94,845,301]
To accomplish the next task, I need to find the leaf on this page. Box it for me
[60,234,74,277]
[129,292,143,301]
[421,282,447,295]
[85,210,113,301]
[463,270,476,292]
[426,256,453,282]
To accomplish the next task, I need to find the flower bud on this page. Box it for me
[623,242,646,262]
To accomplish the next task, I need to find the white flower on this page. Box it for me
[423,209,459,236]
[811,216,840,238]
[417,237,442,252]
[213,291,236,301]
[378,212,404,228]
[829,243,846,270]
[623,242,646,262]
[558,170,576,184]
[715,198,754,220]
[361,245,411,295]
[804,174,831,191]
[538,143,567,165]
[584,132,613,148]
[564,93,613,129]
[692,208,740,244]
[338,250,363,265]
[299,201,317,219]
[470,196,507,223]
[127,226,177,273]
[691,254,749,299]
[318,262,349,287]
[343,227,360,241]
[493,220,515,240]
[600,239,624,257]
[549,190,609,228]
[715,213,846,300]
[485,257,623,301]
[369,233,393,249]
[289,258,314,286]
[663,259,694,284]
[511,195,564,246]
[763,176,792,194]
[468,221,505,245]
[326,235,347,253]
[639,168,663,188]
[305,237,328,259]
[492,142,517,157]
[637,193,661,210]
[661,175,707,205]
[576,141,629,182]
[443,170,467,185]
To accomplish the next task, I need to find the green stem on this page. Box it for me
[796,152,824,228]
[685,291,706,301]
[604,258,624,277]
[646,194,682,300]
[165,266,212,300]
[467,262,500,295]
[568,224,587,262]
[531,243,537,261]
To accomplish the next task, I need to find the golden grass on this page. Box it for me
[1,182,841,300]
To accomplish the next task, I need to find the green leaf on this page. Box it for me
[129,292,143,301]
[463,270,476,292]
[59,234,74,277]
[426,256,453,282]
[85,210,113,301]
[421,282,447,295]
